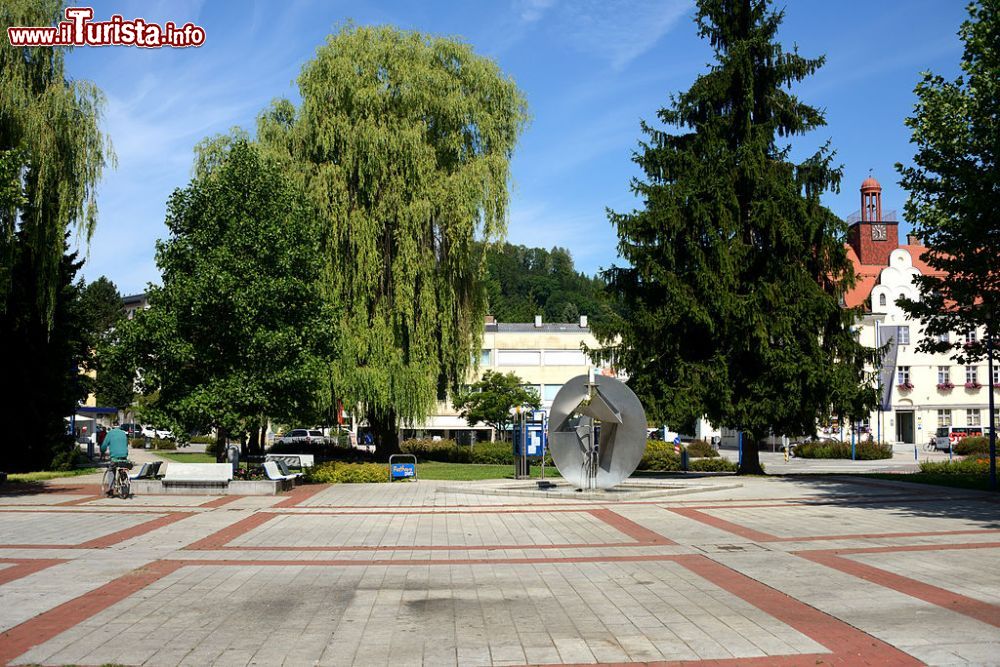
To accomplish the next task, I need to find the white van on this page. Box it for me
[933,426,988,450]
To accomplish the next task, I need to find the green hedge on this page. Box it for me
[637,442,735,472]
[304,462,388,483]
[399,439,518,464]
[188,435,215,445]
[685,439,719,458]
[126,437,176,451]
[954,436,990,456]
[919,457,996,475]
[268,441,372,462]
[795,440,892,460]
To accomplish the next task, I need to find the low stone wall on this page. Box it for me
[130,478,293,495]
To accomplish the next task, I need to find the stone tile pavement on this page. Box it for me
[0,474,997,665]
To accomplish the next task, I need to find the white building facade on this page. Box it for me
[844,177,998,445]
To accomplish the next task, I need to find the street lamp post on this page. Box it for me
[986,329,997,492]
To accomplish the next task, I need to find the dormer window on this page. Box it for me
[879,293,887,307]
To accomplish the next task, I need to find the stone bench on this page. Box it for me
[162,463,233,487]
[265,453,315,469]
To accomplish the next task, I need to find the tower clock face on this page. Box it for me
[871,223,887,241]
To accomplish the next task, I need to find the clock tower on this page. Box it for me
[846,175,898,266]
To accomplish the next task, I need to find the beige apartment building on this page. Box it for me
[402,315,605,442]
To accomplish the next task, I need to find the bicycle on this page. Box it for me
[923,439,938,452]
[102,459,133,499]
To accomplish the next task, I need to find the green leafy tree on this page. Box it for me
[258,25,528,459]
[117,140,335,455]
[452,370,541,440]
[483,244,613,324]
[896,1,999,489]
[79,276,133,410]
[592,0,879,474]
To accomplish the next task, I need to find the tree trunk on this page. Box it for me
[736,431,766,475]
[215,427,227,463]
[368,409,400,461]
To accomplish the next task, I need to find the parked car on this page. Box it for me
[119,423,143,438]
[274,429,328,447]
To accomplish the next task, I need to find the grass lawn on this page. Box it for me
[156,452,216,464]
[7,468,100,482]
[865,472,993,492]
[416,461,560,481]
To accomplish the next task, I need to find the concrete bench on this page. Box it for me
[265,453,315,469]
[162,463,233,487]
[263,461,299,482]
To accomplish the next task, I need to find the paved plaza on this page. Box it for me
[0,472,997,666]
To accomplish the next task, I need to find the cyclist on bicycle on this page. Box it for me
[100,424,129,461]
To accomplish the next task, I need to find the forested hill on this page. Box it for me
[483,244,612,325]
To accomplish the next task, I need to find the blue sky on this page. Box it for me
[63,0,970,295]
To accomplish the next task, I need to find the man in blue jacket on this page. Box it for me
[100,424,129,461]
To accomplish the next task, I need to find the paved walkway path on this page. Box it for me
[0,473,997,665]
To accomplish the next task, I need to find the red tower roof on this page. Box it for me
[861,175,881,191]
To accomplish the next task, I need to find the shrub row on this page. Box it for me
[304,462,388,484]
[637,441,736,472]
[795,440,892,460]
[268,441,373,463]
[127,437,176,451]
[954,436,990,456]
[399,439,520,465]
[684,439,719,458]
[188,435,215,445]
[919,457,997,475]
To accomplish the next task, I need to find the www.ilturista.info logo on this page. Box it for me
[7,7,205,48]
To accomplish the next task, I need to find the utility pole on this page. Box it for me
[987,327,997,492]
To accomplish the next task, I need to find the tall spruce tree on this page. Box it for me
[592,0,878,474]
[896,1,999,490]
[259,25,527,459]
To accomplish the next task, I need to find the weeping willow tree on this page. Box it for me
[1,1,112,469]
[259,25,527,458]
[1,0,112,322]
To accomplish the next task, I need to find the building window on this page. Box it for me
[964,329,978,345]
[896,366,910,385]
[543,350,588,366]
[497,350,541,366]
[937,409,952,427]
[936,331,950,344]
[879,293,887,307]
[542,384,562,402]
[480,349,492,366]
[937,366,950,384]
[967,409,981,427]
[966,366,979,385]
[898,326,909,345]
[993,364,999,386]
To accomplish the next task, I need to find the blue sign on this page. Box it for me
[391,462,415,479]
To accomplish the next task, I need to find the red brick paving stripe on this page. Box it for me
[589,508,676,544]
[76,512,192,549]
[184,508,675,552]
[272,483,327,507]
[667,507,779,542]
[810,541,1000,556]
[199,495,242,508]
[800,550,1000,628]
[0,560,183,666]
[667,507,1000,544]
[0,559,65,585]
[674,554,921,666]
[0,512,193,550]
[53,494,106,506]
[183,511,276,550]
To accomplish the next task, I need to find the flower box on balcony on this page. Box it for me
[897,382,914,391]
[964,382,982,389]
[936,382,954,390]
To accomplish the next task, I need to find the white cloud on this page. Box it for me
[518,0,557,23]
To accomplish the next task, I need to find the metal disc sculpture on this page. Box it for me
[547,373,647,490]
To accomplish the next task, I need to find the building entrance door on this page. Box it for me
[896,411,915,444]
